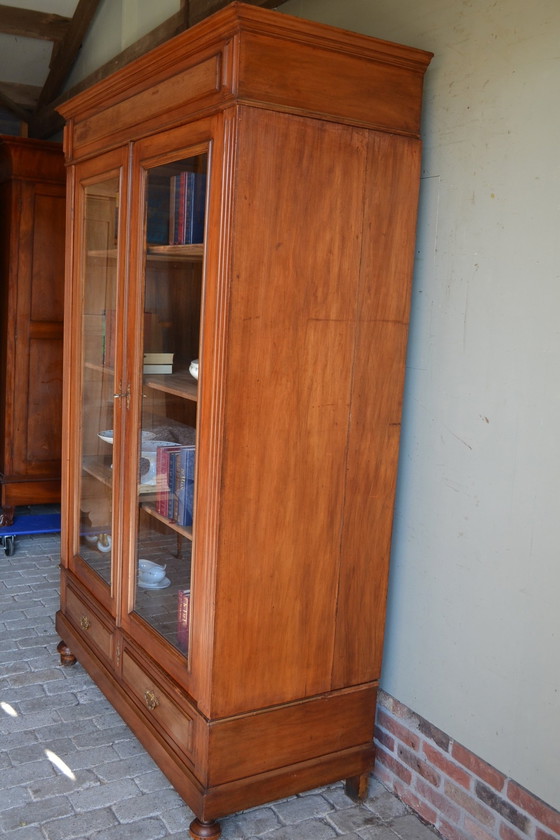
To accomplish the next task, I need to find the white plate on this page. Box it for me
[138,576,171,590]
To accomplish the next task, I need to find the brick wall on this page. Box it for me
[374,690,559,840]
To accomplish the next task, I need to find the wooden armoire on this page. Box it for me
[0,136,65,507]
[55,4,432,837]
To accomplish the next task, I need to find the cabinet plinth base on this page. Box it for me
[189,819,221,839]
[345,772,369,802]
[57,640,77,666]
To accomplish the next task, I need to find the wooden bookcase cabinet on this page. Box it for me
[0,136,65,507]
[55,4,432,837]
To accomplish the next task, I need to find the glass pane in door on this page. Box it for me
[133,152,207,656]
[78,176,120,584]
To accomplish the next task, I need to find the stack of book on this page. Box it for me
[177,589,191,653]
[143,352,174,374]
[155,444,195,527]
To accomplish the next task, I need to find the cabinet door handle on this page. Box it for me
[80,615,91,631]
[144,689,159,711]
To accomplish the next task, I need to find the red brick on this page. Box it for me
[375,743,413,785]
[451,742,506,792]
[374,724,395,752]
[464,816,498,840]
[397,743,441,787]
[436,818,470,840]
[507,780,560,835]
[416,777,462,823]
[424,742,472,789]
[373,759,396,792]
[500,821,529,840]
[377,707,421,751]
[535,828,559,840]
[378,690,416,721]
[394,780,438,826]
[444,779,496,828]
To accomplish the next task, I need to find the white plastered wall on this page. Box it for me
[282,0,560,811]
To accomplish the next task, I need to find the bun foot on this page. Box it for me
[57,640,77,666]
[189,818,221,839]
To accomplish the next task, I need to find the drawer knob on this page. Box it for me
[80,615,91,631]
[144,689,159,711]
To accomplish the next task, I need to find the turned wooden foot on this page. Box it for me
[57,640,77,666]
[189,818,221,839]
[345,771,369,802]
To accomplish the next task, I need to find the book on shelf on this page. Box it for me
[144,352,174,365]
[169,171,206,245]
[146,178,171,245]
[155,443,195,526]
[177,589,191,653]
[143,364,173,374]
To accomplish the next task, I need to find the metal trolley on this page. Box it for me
[0,512,61,556]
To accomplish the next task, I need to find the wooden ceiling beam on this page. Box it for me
[188,0,287,27]
[0,3,70,41]
[36,0,102,110]
[29,5,189,139]
[0,87,32,122]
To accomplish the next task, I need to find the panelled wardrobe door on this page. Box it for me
[60,147,129,619]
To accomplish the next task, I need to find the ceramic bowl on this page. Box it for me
[138,559,167,583]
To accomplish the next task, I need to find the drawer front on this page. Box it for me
[65,586,113,663]
[121,646,194,759]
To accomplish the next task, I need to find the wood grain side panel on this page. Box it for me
[207,685,377,786]
[210,107,368,715]
[332,133,423,688]
[238,31,426,137]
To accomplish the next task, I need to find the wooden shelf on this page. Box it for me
[147,244,203,261]
[143,370,198,400]
[82,456,157,496]
[87,244,203,262]
[141,502,193,540]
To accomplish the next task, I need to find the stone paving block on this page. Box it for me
[59,744,122,772]
[7,737,73,766]
[273,793,334,824]
[134,768,177,794]
[0,824,45,839]
[220,806,281,838]
[240,818,338,840]
[34,719,100,744]
[71,724,133,751]
[159,803,194,833]
[7,668,64,689]
[18,693,78,715]
[28,768,98,800]
[88,817,169,840]
[43,807,118,840]
[390,815,440,840]
[1,759,55,789]
[357,826,405,840]
[0,785,30,812]
[94,753,160,783]
[68,778,140,812]
[326,803,382,835]
[365,790,410,822]
[57,699,114,723]
[111,788,185,823]
[0,795,74,832]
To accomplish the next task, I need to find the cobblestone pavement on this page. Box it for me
[1,516,441,840]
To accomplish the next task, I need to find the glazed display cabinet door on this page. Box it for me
[65,149,128,609]
[120,134,210,666]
